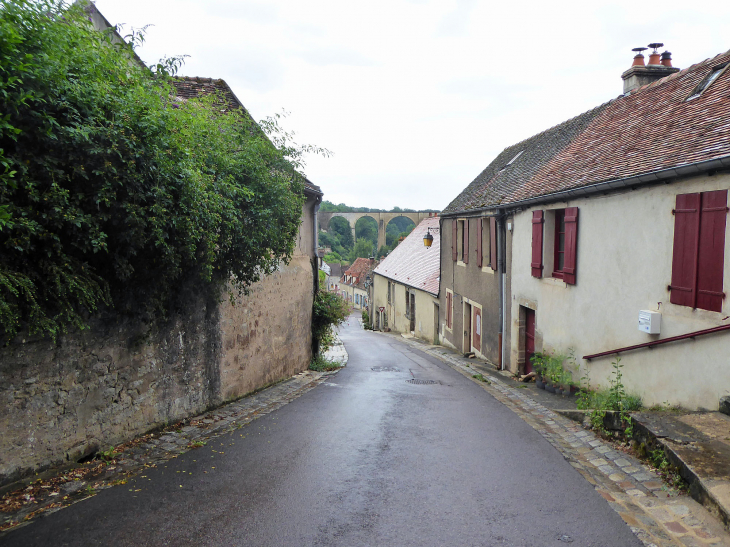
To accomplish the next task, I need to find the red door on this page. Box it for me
[524,308,535,374]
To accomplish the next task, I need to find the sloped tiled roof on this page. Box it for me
[171,77,322,196]
[328,263,344,278]
[343,257,373,286]
[172,77,248,114]
[444,49,730,213]
[374,217,440,296]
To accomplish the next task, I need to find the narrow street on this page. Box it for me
[3,316,643,547]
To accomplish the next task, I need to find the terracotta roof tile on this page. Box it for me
[445,49,730,212]
[374,217,440,296]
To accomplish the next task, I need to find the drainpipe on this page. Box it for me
[313,195,322,294]
[497,214,507,370]
[496,215,503,369]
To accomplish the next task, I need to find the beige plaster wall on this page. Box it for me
[372,274,438,343]
[509,173,730,410]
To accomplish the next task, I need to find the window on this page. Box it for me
[445,290,453,330]
[477,217,498,270]
[457,219,469,264]
[405,289,410,317]
[687,62,728,101]
[670,190,728,312]
[553,209,566,278]
[531,207,579,284]
[387,281,391,304]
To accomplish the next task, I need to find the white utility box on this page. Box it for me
[638,310,661,334]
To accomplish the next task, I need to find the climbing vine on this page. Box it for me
[0,1,321,340]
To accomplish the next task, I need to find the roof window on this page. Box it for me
[500,150,524,171]
[687,62,729,101]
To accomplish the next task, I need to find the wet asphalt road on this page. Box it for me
[2,316,642,547]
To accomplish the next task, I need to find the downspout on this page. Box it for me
[312,195,322,294]
[496,214,505,369]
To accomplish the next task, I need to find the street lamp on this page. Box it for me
[423,227,439,248]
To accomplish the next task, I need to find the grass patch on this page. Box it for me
[472,373,491,384]
[309,355,344,372]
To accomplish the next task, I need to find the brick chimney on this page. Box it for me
[621,43,679,93]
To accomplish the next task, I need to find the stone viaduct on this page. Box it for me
[318,211,439,250]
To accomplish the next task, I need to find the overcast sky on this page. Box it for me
[94,0,730,211]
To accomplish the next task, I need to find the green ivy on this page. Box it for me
[0,1,319,340]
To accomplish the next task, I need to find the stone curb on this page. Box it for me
[631,419,730,532]
[0,366,339,535]
[388,334,730,547]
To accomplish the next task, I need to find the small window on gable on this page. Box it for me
[687,62,729,101]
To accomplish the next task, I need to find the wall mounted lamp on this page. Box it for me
[423,227,440,248]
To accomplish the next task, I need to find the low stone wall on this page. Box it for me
[0,259,314,486]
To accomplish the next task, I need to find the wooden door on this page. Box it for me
[524,308,535,374]
[409,293,416,332]
[463,303,472,353]
[472,307,481,353]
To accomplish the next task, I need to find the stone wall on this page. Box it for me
[0,259,314,487]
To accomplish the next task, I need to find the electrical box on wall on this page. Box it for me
[638,310,661,334]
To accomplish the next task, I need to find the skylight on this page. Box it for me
[500,150,524,171]
[687,62,728,101]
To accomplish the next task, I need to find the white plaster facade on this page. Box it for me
[509,173,730,410]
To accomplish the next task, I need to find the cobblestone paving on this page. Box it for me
[1,334,348,534]
[395,337,730,547]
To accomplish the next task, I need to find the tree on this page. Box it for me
[354,216,378,248]
[329,217,353,250]
[0,1,323,340]
[348,238,374,262]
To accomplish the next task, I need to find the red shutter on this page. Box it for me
[696,190,727,312]
[452,220,457,262]
[531,211,544,278]
[476,219,483,268]
[670,193,701,308]
[463,219,469,264]
[563,207,579,285]
[490,217,498,271]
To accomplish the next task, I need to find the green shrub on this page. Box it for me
[312,290,349,355]
[309,354,343,372]
[0,1,325,341]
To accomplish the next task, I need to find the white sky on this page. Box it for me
[94,0,730,211]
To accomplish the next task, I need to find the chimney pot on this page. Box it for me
[622,44,679,93]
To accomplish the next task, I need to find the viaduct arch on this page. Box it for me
[318,211,440,250]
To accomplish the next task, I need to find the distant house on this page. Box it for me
[372,217,440,343]
[326,262,344,293]
[341,257,375,310]
[442,46,730,409]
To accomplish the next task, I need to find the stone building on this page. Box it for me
[0,6,323,487]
